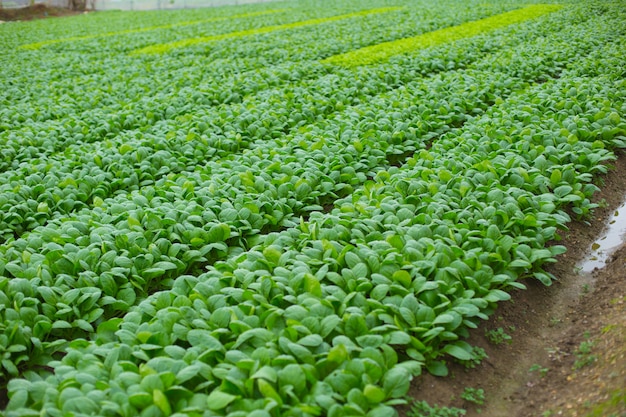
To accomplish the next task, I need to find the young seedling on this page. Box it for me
[573,339,597,370]
[458,346,488,369]
[407,399,466,417]
[485,327,512,345]
[461,387,485,406]
[529,363,549,377]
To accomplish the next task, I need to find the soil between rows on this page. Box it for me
[403,153,626,417]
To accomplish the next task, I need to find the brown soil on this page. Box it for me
[0,4,80,22]
[402,154,626,417]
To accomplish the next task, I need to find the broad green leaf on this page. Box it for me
[299,334,323,347]
[366,405,397,417]
[251,366,277,383]
[320,315,341,338]
[363,384,385,404]
[344,252,361,269]
[327,344,348,364]
[187,330,223,351]
[392,270,411,288]
[129,392,152,409]
[442,344,471,361]
[356,335,384,348]
[208,223,231,243]
[382,367,410,398]
[153,389,172,415]
[257,379,283,406]
[484,289,511,302]
[509,259,531,269]
[2,359,18,376]
[426,361,448,377]
[278,364,306,393]
[152,261,177,271]
[386,331,411,345]
[143,268,166,279]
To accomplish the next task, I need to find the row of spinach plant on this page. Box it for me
[1,1,625,416]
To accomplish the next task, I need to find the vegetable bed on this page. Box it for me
[0,0,625,416]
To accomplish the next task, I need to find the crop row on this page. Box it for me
[1,1,626,416]
[0,1,601,166]
[0,1,524,136]
[0,3,609,242]
[0,0,612,370]
[5,16,626,415]
[19,9,289,51]
[323,4,562,67]
[3,0,536,135]
[4,4,620,414]
[0,45,556,380]
[13,2,516,54]
[2,1,613,278]
[132,7,404,55]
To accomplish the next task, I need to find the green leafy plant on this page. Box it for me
[407,399,466,417]
[485,327,513,345]
[529,363,550,377]
[1,0,626,415]
[323,4,563,66]
[461,387,485,406]
[573,339,597,370]
[458,346,488,369]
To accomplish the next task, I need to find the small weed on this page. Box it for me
[573,339,597,370]
[461,387,485,405]
[529,363,549,377]
[549,316,562,326]
[485,327,512,345]
[458,346,488,369]
[582,283,591,294]
[407,399,466,417]
[602,324,617,334]
[596,198,609,208]
[542,410,554,417]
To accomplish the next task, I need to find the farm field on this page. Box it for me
[1,1,625,416]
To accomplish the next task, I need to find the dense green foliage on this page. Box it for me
[0,0,625,416]
[322,4,562,66]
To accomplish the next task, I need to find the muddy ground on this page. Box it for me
[403,154,626,417]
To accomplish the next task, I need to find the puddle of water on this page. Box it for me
[579,201,626,273]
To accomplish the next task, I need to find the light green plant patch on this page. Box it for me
[585,389,626,417]
[408,399,467,417]
[461,387,485,405]
[322,4,563,66]
[132,6,404,54]
[19,9,287,50]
